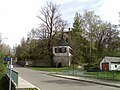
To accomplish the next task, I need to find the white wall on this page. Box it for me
[53,46,72,56]
[53,46,72,66]
[100,57,120,71]
[110,63,120,70]
[100,61,102,70]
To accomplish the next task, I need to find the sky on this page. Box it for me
[0,0,120,47]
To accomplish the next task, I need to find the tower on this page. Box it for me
[53,38,72,67]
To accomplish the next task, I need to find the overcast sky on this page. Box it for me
[0,0,120,47]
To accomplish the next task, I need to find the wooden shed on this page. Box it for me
[100,57,120,71]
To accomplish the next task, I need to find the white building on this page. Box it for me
[100,57,120,71]
[53,39,72,67]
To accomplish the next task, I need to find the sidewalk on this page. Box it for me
[16,76,40,90]
[49,73,120,88]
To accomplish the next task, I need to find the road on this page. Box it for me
[14,67,119,90]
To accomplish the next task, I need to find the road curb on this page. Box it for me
[49,74,120,88]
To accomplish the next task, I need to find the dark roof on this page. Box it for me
[56,38,69,46]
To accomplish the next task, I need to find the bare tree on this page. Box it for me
[37,2,67,38]
[36,2,68,66]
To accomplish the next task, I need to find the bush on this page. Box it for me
[84,63,100,71]
[84,64,93,71]
[0,60,8,90]
[0,76,9,90]
[0,60,7,79]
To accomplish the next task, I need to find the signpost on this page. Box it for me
[4,57,12,90]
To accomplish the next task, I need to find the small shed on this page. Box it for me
[100,57,120,71]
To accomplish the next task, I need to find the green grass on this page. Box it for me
[29,66,77,72]
[30,66,120,81]
[85,71,120,81]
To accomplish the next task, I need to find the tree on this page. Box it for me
[82,11,119,61]
[70,13,89,65]
[36,2,68,66]
[0,34,8,79]
[82,11,101,62]
[70,11,120,70]
[93,23,119,56]
[15,37,30,61]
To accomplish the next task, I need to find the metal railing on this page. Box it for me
[7,69,18,86]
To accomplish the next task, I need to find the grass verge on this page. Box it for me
[29,66,120,81]
[84,71,120,81]
[29,66,77,72]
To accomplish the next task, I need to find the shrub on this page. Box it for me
[0,60,7,79]
[84,63,100,71]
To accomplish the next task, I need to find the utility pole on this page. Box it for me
[90,28,92,63]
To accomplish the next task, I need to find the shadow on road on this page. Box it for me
[43,79,95,86]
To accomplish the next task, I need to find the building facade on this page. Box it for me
[100,57,120,71]
[53,38,72,67]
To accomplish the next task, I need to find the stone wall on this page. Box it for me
[18,59,51,67]
[32,59,51,66]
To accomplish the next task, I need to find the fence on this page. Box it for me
[7,69,18,86]
[57,69,120,81]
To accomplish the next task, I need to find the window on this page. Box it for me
[55,48,60,53]
[61,47,66,53]
[55,47,66,53]
[115,65,117,68]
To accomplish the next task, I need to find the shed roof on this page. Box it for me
[103,56,120,62]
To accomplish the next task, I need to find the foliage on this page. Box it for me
[15,38,30,60]
[15,2,68,66]
[36,2,68,66]
[0,34,8,90]
[0,76,8,90]
[0,34,8,78]
[84,63,100,71]
[0,60,7,78]
[15,4,120,69]
[69,10,120,70]
[70,13,89,64]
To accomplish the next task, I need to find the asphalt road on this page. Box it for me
[14,67,119,90]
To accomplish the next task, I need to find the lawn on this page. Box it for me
[30,66,75,72]
[84,71,120,81]
[30,66,120,81]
